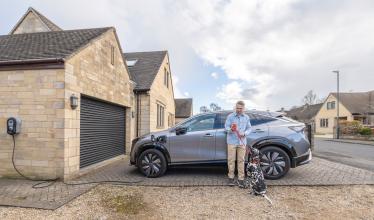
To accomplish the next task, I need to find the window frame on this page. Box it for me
[157,102,165,128]
[110,45,115,65]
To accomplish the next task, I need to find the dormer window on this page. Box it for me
[126,59,138,67]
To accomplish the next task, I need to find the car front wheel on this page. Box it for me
[259,146,290,180]
[137,149,167,178]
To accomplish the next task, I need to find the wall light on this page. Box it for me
[70,94,78,110]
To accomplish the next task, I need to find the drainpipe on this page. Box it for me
[136,93,140,137]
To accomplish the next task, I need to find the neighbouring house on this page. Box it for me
[124,51,176,137]
[10,7,62,34]
[315,91,374,134]
[175,98,193,124]
[285,103,323,131]
[0,9,136,179]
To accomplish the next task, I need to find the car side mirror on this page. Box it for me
[175,127,188,135]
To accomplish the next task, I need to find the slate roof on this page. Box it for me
[285,103,323,122]
[0,27,111,64]
[175,98,193,118]
[10,7,62,34]
[331,91,374,115]
[123,51,167,91]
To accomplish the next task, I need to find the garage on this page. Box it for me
[80,96,126,168]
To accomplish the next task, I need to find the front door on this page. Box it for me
[169,114,216,163]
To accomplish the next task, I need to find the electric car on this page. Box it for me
[130,110,312,180]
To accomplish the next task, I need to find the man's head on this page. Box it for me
[235,100,245,115]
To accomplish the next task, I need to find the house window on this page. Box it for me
[157,103,165,128]
[320,118,329,127]
[164,68,169,88]
[327,101,336,110]
[110,45,115,65]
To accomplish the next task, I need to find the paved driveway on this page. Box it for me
[1,156,374,210]
[314,137,374,172]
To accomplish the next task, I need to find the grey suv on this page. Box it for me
[130,110,312,179]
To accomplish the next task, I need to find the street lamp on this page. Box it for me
[332,70,340,139]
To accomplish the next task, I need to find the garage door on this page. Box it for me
[80,96,126,168]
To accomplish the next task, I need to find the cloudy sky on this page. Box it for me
[1,0,374,113]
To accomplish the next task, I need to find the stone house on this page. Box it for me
[0,7,180,179]
[124,51,176,136]
[315,91,374,134]
[10,7,62,34]
[0,9,137,179]
[285,103,323,132]
[175,98,193,124]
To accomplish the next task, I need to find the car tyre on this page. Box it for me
[259,146,290,180]
[137,149,167,178]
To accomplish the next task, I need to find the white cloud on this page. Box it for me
[211,72,218,79]
[167,0,374,110]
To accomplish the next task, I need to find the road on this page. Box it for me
[314,137,374,172]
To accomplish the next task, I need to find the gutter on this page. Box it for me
[0,58,65,65]
[0,58,65,70]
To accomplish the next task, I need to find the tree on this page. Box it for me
[200,103,222,113]
[302,90,317,105]
[209,103,222,111]
[200,106,210,113]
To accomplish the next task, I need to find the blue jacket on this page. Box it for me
[224,112,252,146]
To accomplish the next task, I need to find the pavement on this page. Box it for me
[314,137,374,172]
[326,138,374,146]
[1,156,374,210]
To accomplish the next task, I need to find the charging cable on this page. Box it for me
[11,134,143,189]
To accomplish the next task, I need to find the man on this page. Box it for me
[225,100,252,188]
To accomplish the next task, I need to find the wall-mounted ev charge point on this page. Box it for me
[7,117,22,135]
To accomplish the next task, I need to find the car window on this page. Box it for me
[183,114,216,132]
[249,113,276,126]
[214,113,230,129]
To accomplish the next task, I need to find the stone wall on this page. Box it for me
[63,28,133,179]
[12,12,50,34]
[136,93,151,136]
[0,69,65,179]
[175,117,187,125]
[149,54,176,132]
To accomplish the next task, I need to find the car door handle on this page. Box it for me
[204,133,214,137]
[254,129,265,133]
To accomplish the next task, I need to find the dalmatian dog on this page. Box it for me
[245,146,272,205]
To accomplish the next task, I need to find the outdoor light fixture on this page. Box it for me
[70,94,78,110]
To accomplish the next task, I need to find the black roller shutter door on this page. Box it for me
[80,96,125,168]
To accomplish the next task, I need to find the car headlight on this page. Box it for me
[288,125,305,133]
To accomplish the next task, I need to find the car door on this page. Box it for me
[247,113,270,146]
[169,113,216,163]
[214,113,230,161]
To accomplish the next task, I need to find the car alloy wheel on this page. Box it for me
[137,149,167,178]
[259,146,290,180]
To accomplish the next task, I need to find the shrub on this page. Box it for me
[359,127,372,136]
[340,120,362,135]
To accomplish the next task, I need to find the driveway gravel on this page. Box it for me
[0,184,373,220]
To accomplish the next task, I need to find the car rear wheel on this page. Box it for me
[137,149,167,178]
[259,146,290,180]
